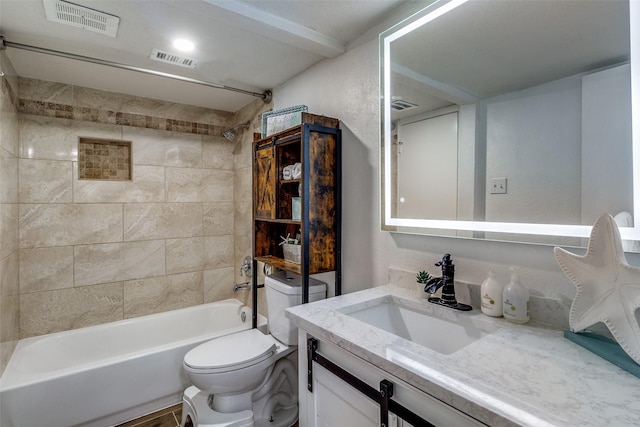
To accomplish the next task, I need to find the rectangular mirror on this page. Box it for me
[381,0,640,250]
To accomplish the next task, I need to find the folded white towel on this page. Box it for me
[283,165,293,180]
[291,162,302,179]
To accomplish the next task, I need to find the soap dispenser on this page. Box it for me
[480,270,503,317]
[502,270,529,324]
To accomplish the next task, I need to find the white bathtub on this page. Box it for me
[0,299,267,427]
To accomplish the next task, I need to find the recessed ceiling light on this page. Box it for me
[173,38,194,52]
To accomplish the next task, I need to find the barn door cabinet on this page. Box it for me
[299,333,485,427]
[252,113,341,304]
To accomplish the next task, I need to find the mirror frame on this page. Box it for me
[381,0,640,243]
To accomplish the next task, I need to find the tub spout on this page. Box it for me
[233,282,251,292]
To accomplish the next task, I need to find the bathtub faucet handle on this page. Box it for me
[240,256,253,278]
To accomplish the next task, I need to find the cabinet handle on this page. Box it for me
[380,380,394,427]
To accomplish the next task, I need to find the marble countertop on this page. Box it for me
[286,285,640,427]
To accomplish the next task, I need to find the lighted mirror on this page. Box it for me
[381,0,640,250]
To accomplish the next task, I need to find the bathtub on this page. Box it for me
[0,299,267,427]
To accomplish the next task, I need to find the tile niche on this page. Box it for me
[78,137,132,180]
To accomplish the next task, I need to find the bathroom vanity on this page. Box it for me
[286,285,640,426]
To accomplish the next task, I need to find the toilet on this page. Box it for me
[181,271,327,427]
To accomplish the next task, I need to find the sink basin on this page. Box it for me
[339,296,497,355]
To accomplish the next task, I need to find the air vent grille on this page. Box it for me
[43,0,120,37]
[150,49,199,69]
[390,99,419,111]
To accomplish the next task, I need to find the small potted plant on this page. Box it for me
[416,270,431,298]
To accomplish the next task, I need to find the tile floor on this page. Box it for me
[116,404,182,427]
[115,404,300,427]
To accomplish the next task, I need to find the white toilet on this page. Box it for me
[181,271,327,427]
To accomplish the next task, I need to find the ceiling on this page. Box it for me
[0,0,415,112]
[388,0,630,120]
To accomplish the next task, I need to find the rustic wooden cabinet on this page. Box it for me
[252,113,341,303]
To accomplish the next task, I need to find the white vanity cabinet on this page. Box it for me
[297,331,485,427]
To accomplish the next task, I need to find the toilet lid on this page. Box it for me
[184,329,276,372]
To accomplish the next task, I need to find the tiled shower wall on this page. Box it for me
[0,52,20,374]
[13,76,269,339]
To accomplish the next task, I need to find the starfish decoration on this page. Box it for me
[554,214,640,365]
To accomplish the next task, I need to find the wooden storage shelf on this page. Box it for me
[252,112,342,302]
[255,218,301,225]
[255,256,304,276]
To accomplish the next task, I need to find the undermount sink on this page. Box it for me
[339,296,497,355]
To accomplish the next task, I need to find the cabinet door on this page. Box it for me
[255,146,276,219]
[303,337,486,427]
[313,364,379,427]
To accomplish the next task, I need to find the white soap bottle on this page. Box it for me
[480,270,503,317]
[502,271,529,324]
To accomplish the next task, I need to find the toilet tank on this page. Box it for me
[265,271,327,346]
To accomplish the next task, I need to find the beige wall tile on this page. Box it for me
[232,104,268,171]
[1,252,20,344]
[74,86,166,115]
[6,78,268,344]
[233,200,252,281]
[73,86,233,125]
[74,240,166,287]
[1,51,18,95]
[0,335,18,377]
[19,246,74,293]
[125,127,202,168]
[20,282,124,338]
[19,203,123,248]
[18,78,73,104]
[204,235,234,269]
[124,202,202,241]
[0,51,19,375]
[19,159,73,203]
[234,166,253,203]
[166,168,233,203]
[0,89,19,157]
[202,135,234,170]
[166,237,204,275]
[234,201,252,237]
[8,78,269,342]
[0,292,19,344]
[0,149,18,204]
[203,202,234,236]
[19,115,121,161]
[1,251,19,297]
[204,267,235,303]
[123,271,203,318]
[163,104,232,124]
[73,163,165,203]
[234,233,252,285]
[0,203,18,260]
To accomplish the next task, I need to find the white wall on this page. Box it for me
[397,111,458,220]
[581,64,633,225]
[485,76,582,226]
[273,37,640,303]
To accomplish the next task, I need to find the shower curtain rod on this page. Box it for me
[0,38,273,102]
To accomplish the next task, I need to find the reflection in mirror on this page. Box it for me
[381,0,640,250]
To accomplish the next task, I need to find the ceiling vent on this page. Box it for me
[390,99,419,111]
[43,0,120,37]
[150,49,199,69]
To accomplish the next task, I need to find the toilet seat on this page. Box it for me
[184,329,276,374]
